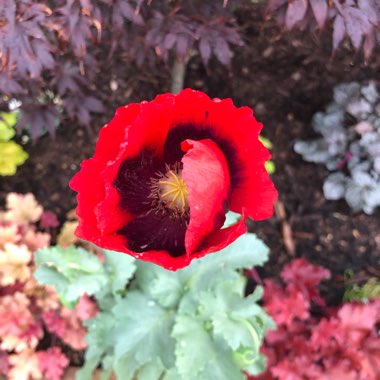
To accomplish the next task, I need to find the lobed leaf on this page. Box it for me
[113,291,176,367]
[35,246,107,302]
[103,250,136,296]
[0,141,28,176]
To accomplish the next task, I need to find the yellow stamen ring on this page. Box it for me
[158,169,188,212]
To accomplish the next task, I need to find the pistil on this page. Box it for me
[158,169,188,212]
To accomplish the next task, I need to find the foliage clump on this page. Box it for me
[1,1,379,140]
[0,112,28,176]
[35,229,274,380]
[250,259,380,380]
[0,193,94,380]
[0,0,242,140]
[344,270,380,302]
[266,0,380,60]
[295,81,380,214]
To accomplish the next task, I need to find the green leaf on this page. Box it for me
[35,246,107,302]
[75,357,99,380]
[243,353,267,376]
[202,342,245,380]
[85,312,116,358]
[104,250,136,296]
[136,262,184,308]
[34,266,69,295]
[113,355,139,380]
[222,211,242,228]
[113,291,175,367]
[137,359,165,380]
[100,356,114,380]
[35,246,104,276]
[265,160,276,174]
[198,281,264,351]
[172,315,215,380]
[259,135,273,149]
[150,272,183,308]
[0,112,17,141]
[0,141,28,175]
[180,233,269,295]
[162,368,181,380]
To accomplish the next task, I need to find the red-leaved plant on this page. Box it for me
[0,0,242,140]
[1,1,378,140]
[265,0,380,60]
[250,259,380,380]
[70,89,277,270]
[0,193,97,380]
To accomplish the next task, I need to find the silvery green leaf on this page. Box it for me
[365,186,380,211]
[375,103,380,118]
[179,233,269,296]
[352,170,375,186]
[162,368,181,380]
[367,141,380,157]
[172,315,215,380]
[333,82,360,105]
[326,158,340,171]
[360,131,378,145]
[104,250,136,296]
[374,157,380,173]
[100,356,114,380]
[327,131,347,156]
[244,354,267,376]
[76,357,100,380]
[135,262,184,308]
[137,359,165,380]
[347,98,372,118]
[323,173,347,200]
[113,355,139,380]
[113,291,175,367]
[223,211,242,228]
[294,140,331,163]
[35,246,107,302]
[345,181,365,212]
[202,340,245,380]
[361,82,378,103]
[313,110,344,134]
[149,270,183,308]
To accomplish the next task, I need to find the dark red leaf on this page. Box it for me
[363,33,375,60]
[266,0,287,13]
[214,37,232,66]
[199,37,211,65]
[285,0,308,29]
[310,0,328,29]
[118,0,144,26]
[343,6,371,49]
[332,14,346,50]
[164,33,177,50]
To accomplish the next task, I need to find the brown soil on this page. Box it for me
[1,6,379,306]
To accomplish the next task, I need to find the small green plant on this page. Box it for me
[259,136,276,175]
[0,111,28,176]
[35,231,274,380]
[343,270,380,302]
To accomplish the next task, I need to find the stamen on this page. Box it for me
[149,163,189,216]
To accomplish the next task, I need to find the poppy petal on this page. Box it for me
[181,138,230,255]
[91,96,175,233]
[70,158,105,244]
[168,89,277,219]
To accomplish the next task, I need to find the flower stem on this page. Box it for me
[170,57,187,94]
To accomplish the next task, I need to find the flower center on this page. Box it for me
[158,169,188,212]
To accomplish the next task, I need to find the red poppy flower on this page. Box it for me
[70,89,277,270]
